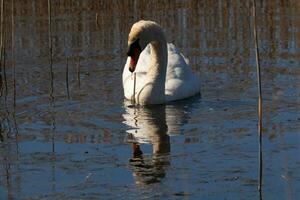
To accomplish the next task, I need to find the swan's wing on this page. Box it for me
[167,43,189,64]
[166,43,193,80]
[122,45,151,100]
[165,43,201,101]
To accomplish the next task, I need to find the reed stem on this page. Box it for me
[48,0,54,98]
[0,46,2,96]
[66,57,69,99]
[0,0,4,96]
[95,13,99,28]
[3,45,7,97]
[252,0,263,193]
[1,5,7,100]
[0,45,3,96]
[12,0,15,107]
[0,0,3,57]
[77,56,80,88]
[2,12,7,99]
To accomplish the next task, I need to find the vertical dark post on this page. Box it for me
[48,0,54,98]
[252,0,263,193]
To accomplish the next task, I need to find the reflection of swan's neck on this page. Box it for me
[152,132,170,155]
[138,30,167,105]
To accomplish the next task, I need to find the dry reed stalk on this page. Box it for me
[3,44,7,97]
[0,45,3,96]
[51,113,56,154]
[252,0,263,193]
[2,14,7,99]
[48,0,54,98]
[66,57,69,99]
[0,0,4,96]
[1,7,7,100]
[77,56,80,88]
[12,109,19,151]
[0,0,3,58]
[11,0,19,141]
[95,13,99,28]
[0,59,1,97]
[11,0,15,107]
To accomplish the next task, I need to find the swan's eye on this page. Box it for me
[127,39,141,57]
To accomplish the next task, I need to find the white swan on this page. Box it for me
[123,20,201,105]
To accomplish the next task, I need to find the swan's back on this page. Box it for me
[123,43,201,102]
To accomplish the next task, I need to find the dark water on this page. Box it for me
[0,0,300,199]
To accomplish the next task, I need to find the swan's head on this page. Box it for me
[127,20,164,72]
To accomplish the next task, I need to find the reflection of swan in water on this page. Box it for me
[124,105,170,185]
[122,96,200,186]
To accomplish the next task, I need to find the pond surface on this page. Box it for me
[0,0,300,199]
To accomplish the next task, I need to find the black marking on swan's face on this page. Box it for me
[127,39,141,57]
[127,39,142,73]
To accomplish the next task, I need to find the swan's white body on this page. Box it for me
[123,21,201,105]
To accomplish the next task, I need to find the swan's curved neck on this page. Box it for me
[148,37,167,80]
[140,31,167,104]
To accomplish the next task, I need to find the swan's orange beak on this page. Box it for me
[127,39,141,73]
